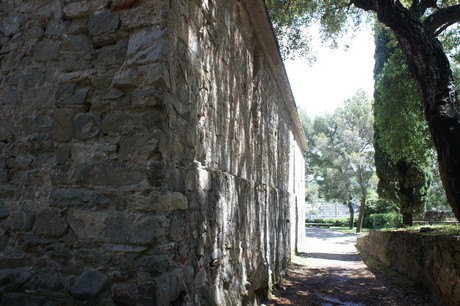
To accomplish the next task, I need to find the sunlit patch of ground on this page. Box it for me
[264,228,433,306]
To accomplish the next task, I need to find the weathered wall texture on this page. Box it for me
[357,231,460,306]
[0,0,307,305]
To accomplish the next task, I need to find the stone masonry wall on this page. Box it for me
[357,231,460,305]
[0,0,307,305]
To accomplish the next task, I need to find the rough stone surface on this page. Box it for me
[71,270,109,298]
[357,231,460,306]
[73,112,102,140]
[88,9,120,35]
[33,209,68,238]
[0,0,306,305]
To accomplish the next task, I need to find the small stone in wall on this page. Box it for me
[0,15,21,36]
[71,269,108,299]
[88,9,120,35]
[63,0,109,18]
[74,112,102,140]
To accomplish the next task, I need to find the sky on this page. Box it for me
[284,26,375,117]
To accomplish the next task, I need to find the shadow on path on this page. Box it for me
[265,228,433,306]
[298,252,361,262]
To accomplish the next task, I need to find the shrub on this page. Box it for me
[367,213,402,229]
[306,217,354,227]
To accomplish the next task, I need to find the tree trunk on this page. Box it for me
[347,200,354,229]
[390,23,460,223]
[352,0,460,222]
[402,212,413,226]
[356,196,365,233]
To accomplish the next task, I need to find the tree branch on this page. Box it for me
[424,4,460,37]
[350,0,377,12]
[409,0,433,18]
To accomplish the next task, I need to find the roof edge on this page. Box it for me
[242,0,308,152]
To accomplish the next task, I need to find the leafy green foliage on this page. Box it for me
[302,90,375,206]
[375,48,432,167]
[373,28,433,224]
[366,212,402,229]
[266,0,368,59]
[306,217,354,227]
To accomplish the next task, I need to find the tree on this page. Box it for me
[267,0,460,222]
[298,109,321,203]
[374,25,432,226]
[309,90,375,232]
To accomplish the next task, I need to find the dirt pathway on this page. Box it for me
[265,228,433,306]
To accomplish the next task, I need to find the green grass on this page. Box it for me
[329,223,460,236]
[330,226,370,235]
[395,224,460,236]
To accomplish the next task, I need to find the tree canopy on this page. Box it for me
[302,90,375,231]
[267,0,460,222]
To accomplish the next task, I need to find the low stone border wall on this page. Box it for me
[356,230,460,305]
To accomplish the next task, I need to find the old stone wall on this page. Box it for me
[0,0,307,305]
[357,231,460,305]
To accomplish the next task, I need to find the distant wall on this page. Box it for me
[357,231,460,305]
[0,0,306,305]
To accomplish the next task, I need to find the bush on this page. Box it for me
[306,217,354,227]
[367,213,402,229]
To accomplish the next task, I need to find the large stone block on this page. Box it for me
[33,271,68,292]
[20,114,52,134]
[112,282,159,305]
[112,63,171,89]
[0,15,21,36]
[112,271,183,305]
[116,0,168,29]
[101,110,162,134]
[55,84,90,106]
[31,39,60,61]
[49,188,110,210]
[33,209,68,238]
[0,268,31,286]
[94,39,127,65]
[73,162,144,187]
[53,109,74,142]
[62,34,93,51]
[131,254,170,273]
[0,293,45,306]
[22,86,55,111]
[146,160,165,187]
[0,200,9,218]
[0,90,19,106]
[155,192,188,212]
[127,27,166,65]
[71,269,109,299]
[63,0,109,18]
[119,132,159,161]
[0,119,13,142]
[67,210,109,241]
[131,215,169,244]
[88,9,120,35]
[18,70,44,88]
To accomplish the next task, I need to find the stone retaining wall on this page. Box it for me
[356,230,460,305]
[0,0,307,305]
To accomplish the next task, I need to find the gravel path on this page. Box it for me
[265,228,433,306]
